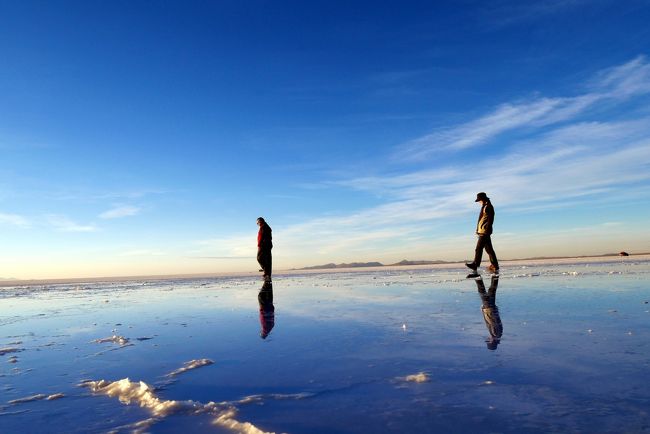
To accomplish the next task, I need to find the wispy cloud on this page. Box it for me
[118,249,165,257]
[201,57,650,263]
[47,215,97,232]
[0,212,30,228]
[194,236,256,258]
[53,188,170,202]
[481,0,593,28]
[99,205,140,219]
[395,56,650,161]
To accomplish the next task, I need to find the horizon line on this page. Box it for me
[1,252,647,287]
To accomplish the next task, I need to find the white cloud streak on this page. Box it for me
[47,215,97,232]
[396,56,650,160]
[99,205,141,219]
[0,212,30,228]
[118,249,166,257]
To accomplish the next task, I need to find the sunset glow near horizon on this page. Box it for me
[1,1,650,279]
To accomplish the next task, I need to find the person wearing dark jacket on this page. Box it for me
[256,217,273,281]
[466,192,499,273]
[475,275,502,350]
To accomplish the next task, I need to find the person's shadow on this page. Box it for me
[475,275,503,350]
[258,280,275,339]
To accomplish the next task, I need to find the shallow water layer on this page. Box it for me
[1,260,649,433]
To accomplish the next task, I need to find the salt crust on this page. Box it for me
[81,378,272,433]
[8,394,47,404]
[92,335,130,345]
[404,372,430,383]
[81,368,312,434]
[166,358,214,377]
[8,393,64,404]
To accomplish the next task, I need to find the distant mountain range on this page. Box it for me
[297,252,648,270]
[298,259,452,270]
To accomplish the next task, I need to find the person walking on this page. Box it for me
[466,192,499,273]
[256,217,273,281]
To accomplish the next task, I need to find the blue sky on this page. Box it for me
[1,0,650,279]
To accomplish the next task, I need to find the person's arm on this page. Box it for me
[486,204,495,233]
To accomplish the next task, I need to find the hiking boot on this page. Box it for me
[465,262,478,271]
[487,265,499,273]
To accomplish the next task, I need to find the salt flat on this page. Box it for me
[1,259,649,433]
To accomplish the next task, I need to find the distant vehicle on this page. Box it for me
[619,251,630,256]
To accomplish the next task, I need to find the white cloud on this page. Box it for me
[194,236,257,258]
[592,55,650,97]
[99,205,140,219]
[395,56,650,160]
[0,212,30,228]
[47,215,97,232]
[118,249,166,257]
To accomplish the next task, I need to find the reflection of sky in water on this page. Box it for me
[1,260,649,433]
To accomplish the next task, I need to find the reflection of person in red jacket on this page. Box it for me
[258,280,275,339]
[256,217,273,281]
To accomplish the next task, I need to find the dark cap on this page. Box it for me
[475,192,489,202]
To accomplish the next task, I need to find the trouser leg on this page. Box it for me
[473,236,486,267]
[266,251,272,277]
[475,277,486,293]
[483,235,499,268]
[258,249,272,277]
[257,250,264,271]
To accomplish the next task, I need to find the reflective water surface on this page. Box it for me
[1,260,649,433]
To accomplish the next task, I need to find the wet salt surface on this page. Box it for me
[1,260,650,433]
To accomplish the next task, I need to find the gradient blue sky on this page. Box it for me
[1,0,650,279]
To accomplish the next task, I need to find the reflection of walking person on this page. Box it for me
[466,192,499,273]
[475,275,502,350]
[258,280,275,339]
[257,217,273,282]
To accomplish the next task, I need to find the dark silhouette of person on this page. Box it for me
[466,192,499,273]
[258,280,275,339]
[475,275,503,350]
[256,217,273,282]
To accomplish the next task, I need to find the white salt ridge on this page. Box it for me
[93,335,130,345]
[8,394,47,404]
[7,393,64,405]
[81,378,273,433]
[106,417,158,434]
[0,409,30,416]
[235,392,314,405]
[404,372,430,383]
[0,347,23,356]
[166,358,214,377]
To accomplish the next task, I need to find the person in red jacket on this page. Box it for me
[256,217,273,281]
[258,280,275,339]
